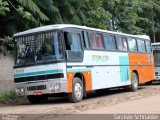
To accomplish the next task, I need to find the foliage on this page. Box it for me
[0,91,27,104]
[0,0,160,52]
[85,0,111,29]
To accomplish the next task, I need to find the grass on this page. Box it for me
[0,91,27,104]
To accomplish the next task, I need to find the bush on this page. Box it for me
[0,91,27,104]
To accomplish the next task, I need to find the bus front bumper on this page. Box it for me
[14,79,68,96]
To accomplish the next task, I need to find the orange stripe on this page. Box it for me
[67,72,75,93]
[82,71,92,91]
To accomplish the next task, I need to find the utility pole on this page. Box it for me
[151,8,156,43]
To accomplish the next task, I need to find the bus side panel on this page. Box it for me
[67,51,132,92]
[129,53,154,84]
[67,71,92,93]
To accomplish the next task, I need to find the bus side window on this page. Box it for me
[89,32,98,49]
[128,38,138,52]
[83,31,90,49]
[116,35,128,51]
[145,41,151,53]
[122,37,128,50]
[96,33,104,49]
[110,35,117,50]
[137,39,146,53]
[103,34,116,50]
[64,32,82,51]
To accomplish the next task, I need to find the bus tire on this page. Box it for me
[130,72,139,92]
[68,77,83,103]
[27,95,47,104]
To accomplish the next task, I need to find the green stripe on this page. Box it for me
[67,68,92,72]
[15,69,62,78]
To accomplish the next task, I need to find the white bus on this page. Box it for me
[152,43,160,80]
[13,24,154,103]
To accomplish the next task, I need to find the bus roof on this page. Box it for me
[14,24,150,40]
[151,42,160,45]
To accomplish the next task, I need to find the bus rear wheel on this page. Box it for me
[68,77,83,103]
[130,72,139,92]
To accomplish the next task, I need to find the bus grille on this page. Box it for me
[27,85,47,91]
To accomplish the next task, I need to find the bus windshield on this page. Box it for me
[153,49,160,67]
[15,31,64,66]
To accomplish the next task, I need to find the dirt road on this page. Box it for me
[81,92,160,114]
[0,83,160,119]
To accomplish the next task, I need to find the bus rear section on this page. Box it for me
[129,39,155,84]
[152,43,160,80]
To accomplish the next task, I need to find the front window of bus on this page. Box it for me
[35,32,63,63]
[16,36,35,65]
[15,31,64,66]
[153,49,160,67]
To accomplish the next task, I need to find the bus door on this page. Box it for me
[62,28,84,72]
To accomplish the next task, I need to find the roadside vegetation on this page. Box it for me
[0,91,27,104]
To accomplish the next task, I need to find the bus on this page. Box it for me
[13,24,155,103]
[152,43,160,80]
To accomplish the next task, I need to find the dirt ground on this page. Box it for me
[81,92,160,114]
[0,82,160,120]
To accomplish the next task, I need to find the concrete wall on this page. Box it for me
[0,53,14,93]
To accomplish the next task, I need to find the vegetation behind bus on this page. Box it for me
[0,0,160,52]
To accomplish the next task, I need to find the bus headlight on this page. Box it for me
[20,88,25,93]
[15,87,25,95]
[49,84,55,90]
[55,83,61,90]
[15,88,21,93]
[49,84,61,91]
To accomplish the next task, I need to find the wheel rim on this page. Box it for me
[74,83,82,99]
[133,74,138,89]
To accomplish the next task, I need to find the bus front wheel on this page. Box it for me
[68,77,83,103]
[130,72,139,92]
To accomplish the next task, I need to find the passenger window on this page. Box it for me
[128,38,138,52]
[145,41,151,53]
[96,33,104,49]
[64,32,82,51]
[103,34,116,50]
[137,39,146,53]
[83,31,90,49]
[116,36,128,51]
[122,37,128,50]
[89,32,98,49]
